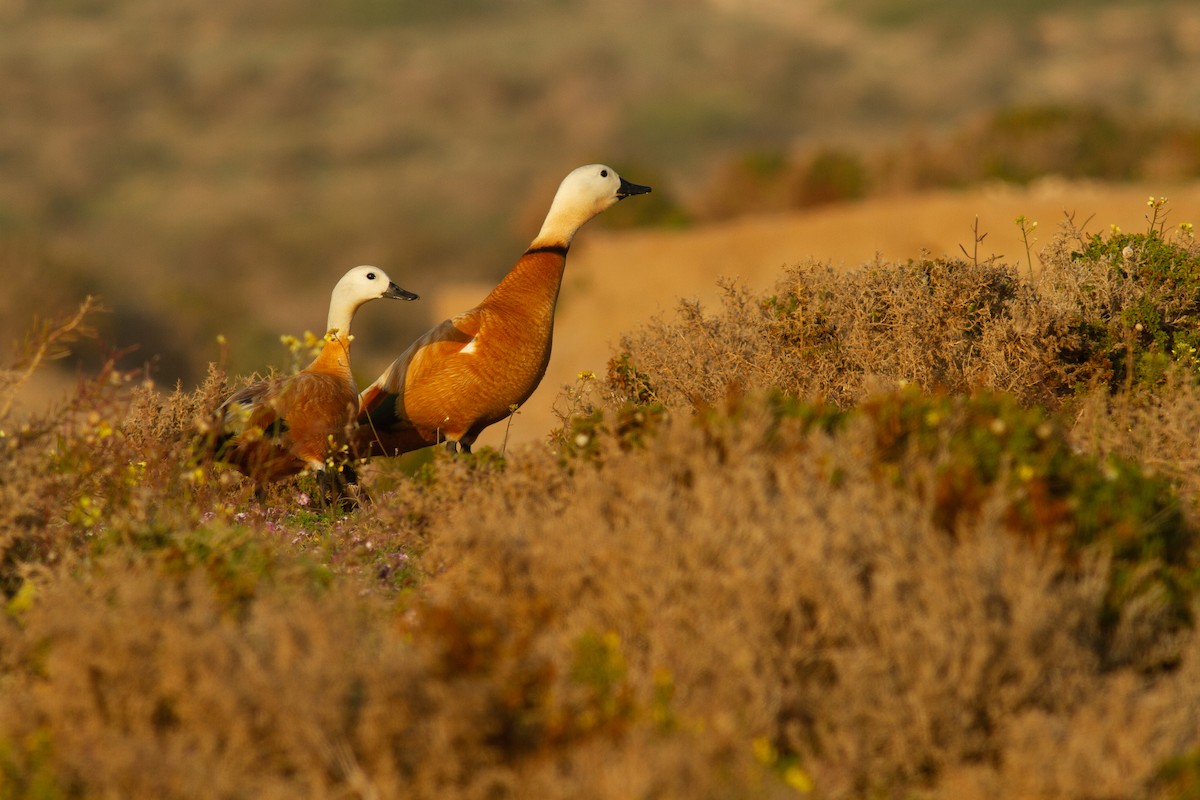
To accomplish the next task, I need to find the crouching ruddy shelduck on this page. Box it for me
[204,265,418,495]
[354,164,650,456]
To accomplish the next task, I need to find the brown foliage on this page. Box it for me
[4,223,1200,797]
[6,402,1200,798]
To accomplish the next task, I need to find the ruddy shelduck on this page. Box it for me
[206,265,418,489]
[355,164,650,456]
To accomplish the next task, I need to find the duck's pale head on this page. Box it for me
[332,265,419,308]
[534,164,652,248]
[325,265,419,338]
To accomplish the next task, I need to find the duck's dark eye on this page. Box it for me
[366,272,377,280]
[600,169,608,177]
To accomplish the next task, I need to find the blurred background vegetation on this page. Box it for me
[2,0,1199,385]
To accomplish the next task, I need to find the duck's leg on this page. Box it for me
[314,468,335,509]
[314,468,351,511]
[338,461,371,509]
[325,463,372,511]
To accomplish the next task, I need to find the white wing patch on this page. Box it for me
[460,335,480,355]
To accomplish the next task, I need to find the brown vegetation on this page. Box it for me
[3,212,1200,798]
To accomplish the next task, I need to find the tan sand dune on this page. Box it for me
[463,179,1200,449]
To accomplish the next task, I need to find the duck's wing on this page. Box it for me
[204,377,304,479]
[217,380,286,440]
[379,312,480,392]
[354,313,481,456]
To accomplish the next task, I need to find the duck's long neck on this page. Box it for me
[307,302,357,378]
[326,301,356,341]
[481,193,583,315]
[529,192,592,252]
[484,243,568,318]
[481,179,606,315]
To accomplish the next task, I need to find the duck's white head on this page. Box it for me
[327,265,418,336]
[532,164,652,249]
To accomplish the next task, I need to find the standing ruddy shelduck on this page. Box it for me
[355,164,650,456]
[206,265,418,489]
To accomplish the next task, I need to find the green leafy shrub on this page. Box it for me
[1065,222,1200,391]
[605,352,658,407]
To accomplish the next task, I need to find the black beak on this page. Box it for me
[616,176,652,199]
[384,282,419,301]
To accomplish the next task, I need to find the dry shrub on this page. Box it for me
[5,213,1200,798]
[0,300,279,599]
[0,298,127,592]
[0,558,427,799]
[10,399,1198,799]
[611,217,1200,415]
[1071,369,1200,516]
[401,402,1200,798]
[610,256,1073,411]
[0,444,759,799]
[0,375,215,578]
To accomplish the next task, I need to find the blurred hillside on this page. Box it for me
[2,0,1200,387]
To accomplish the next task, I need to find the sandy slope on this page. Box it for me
[461,179,1200,449]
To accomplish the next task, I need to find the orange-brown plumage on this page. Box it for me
[207,265,418,485]
[218,367,358,483]
[355,165,650,456]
